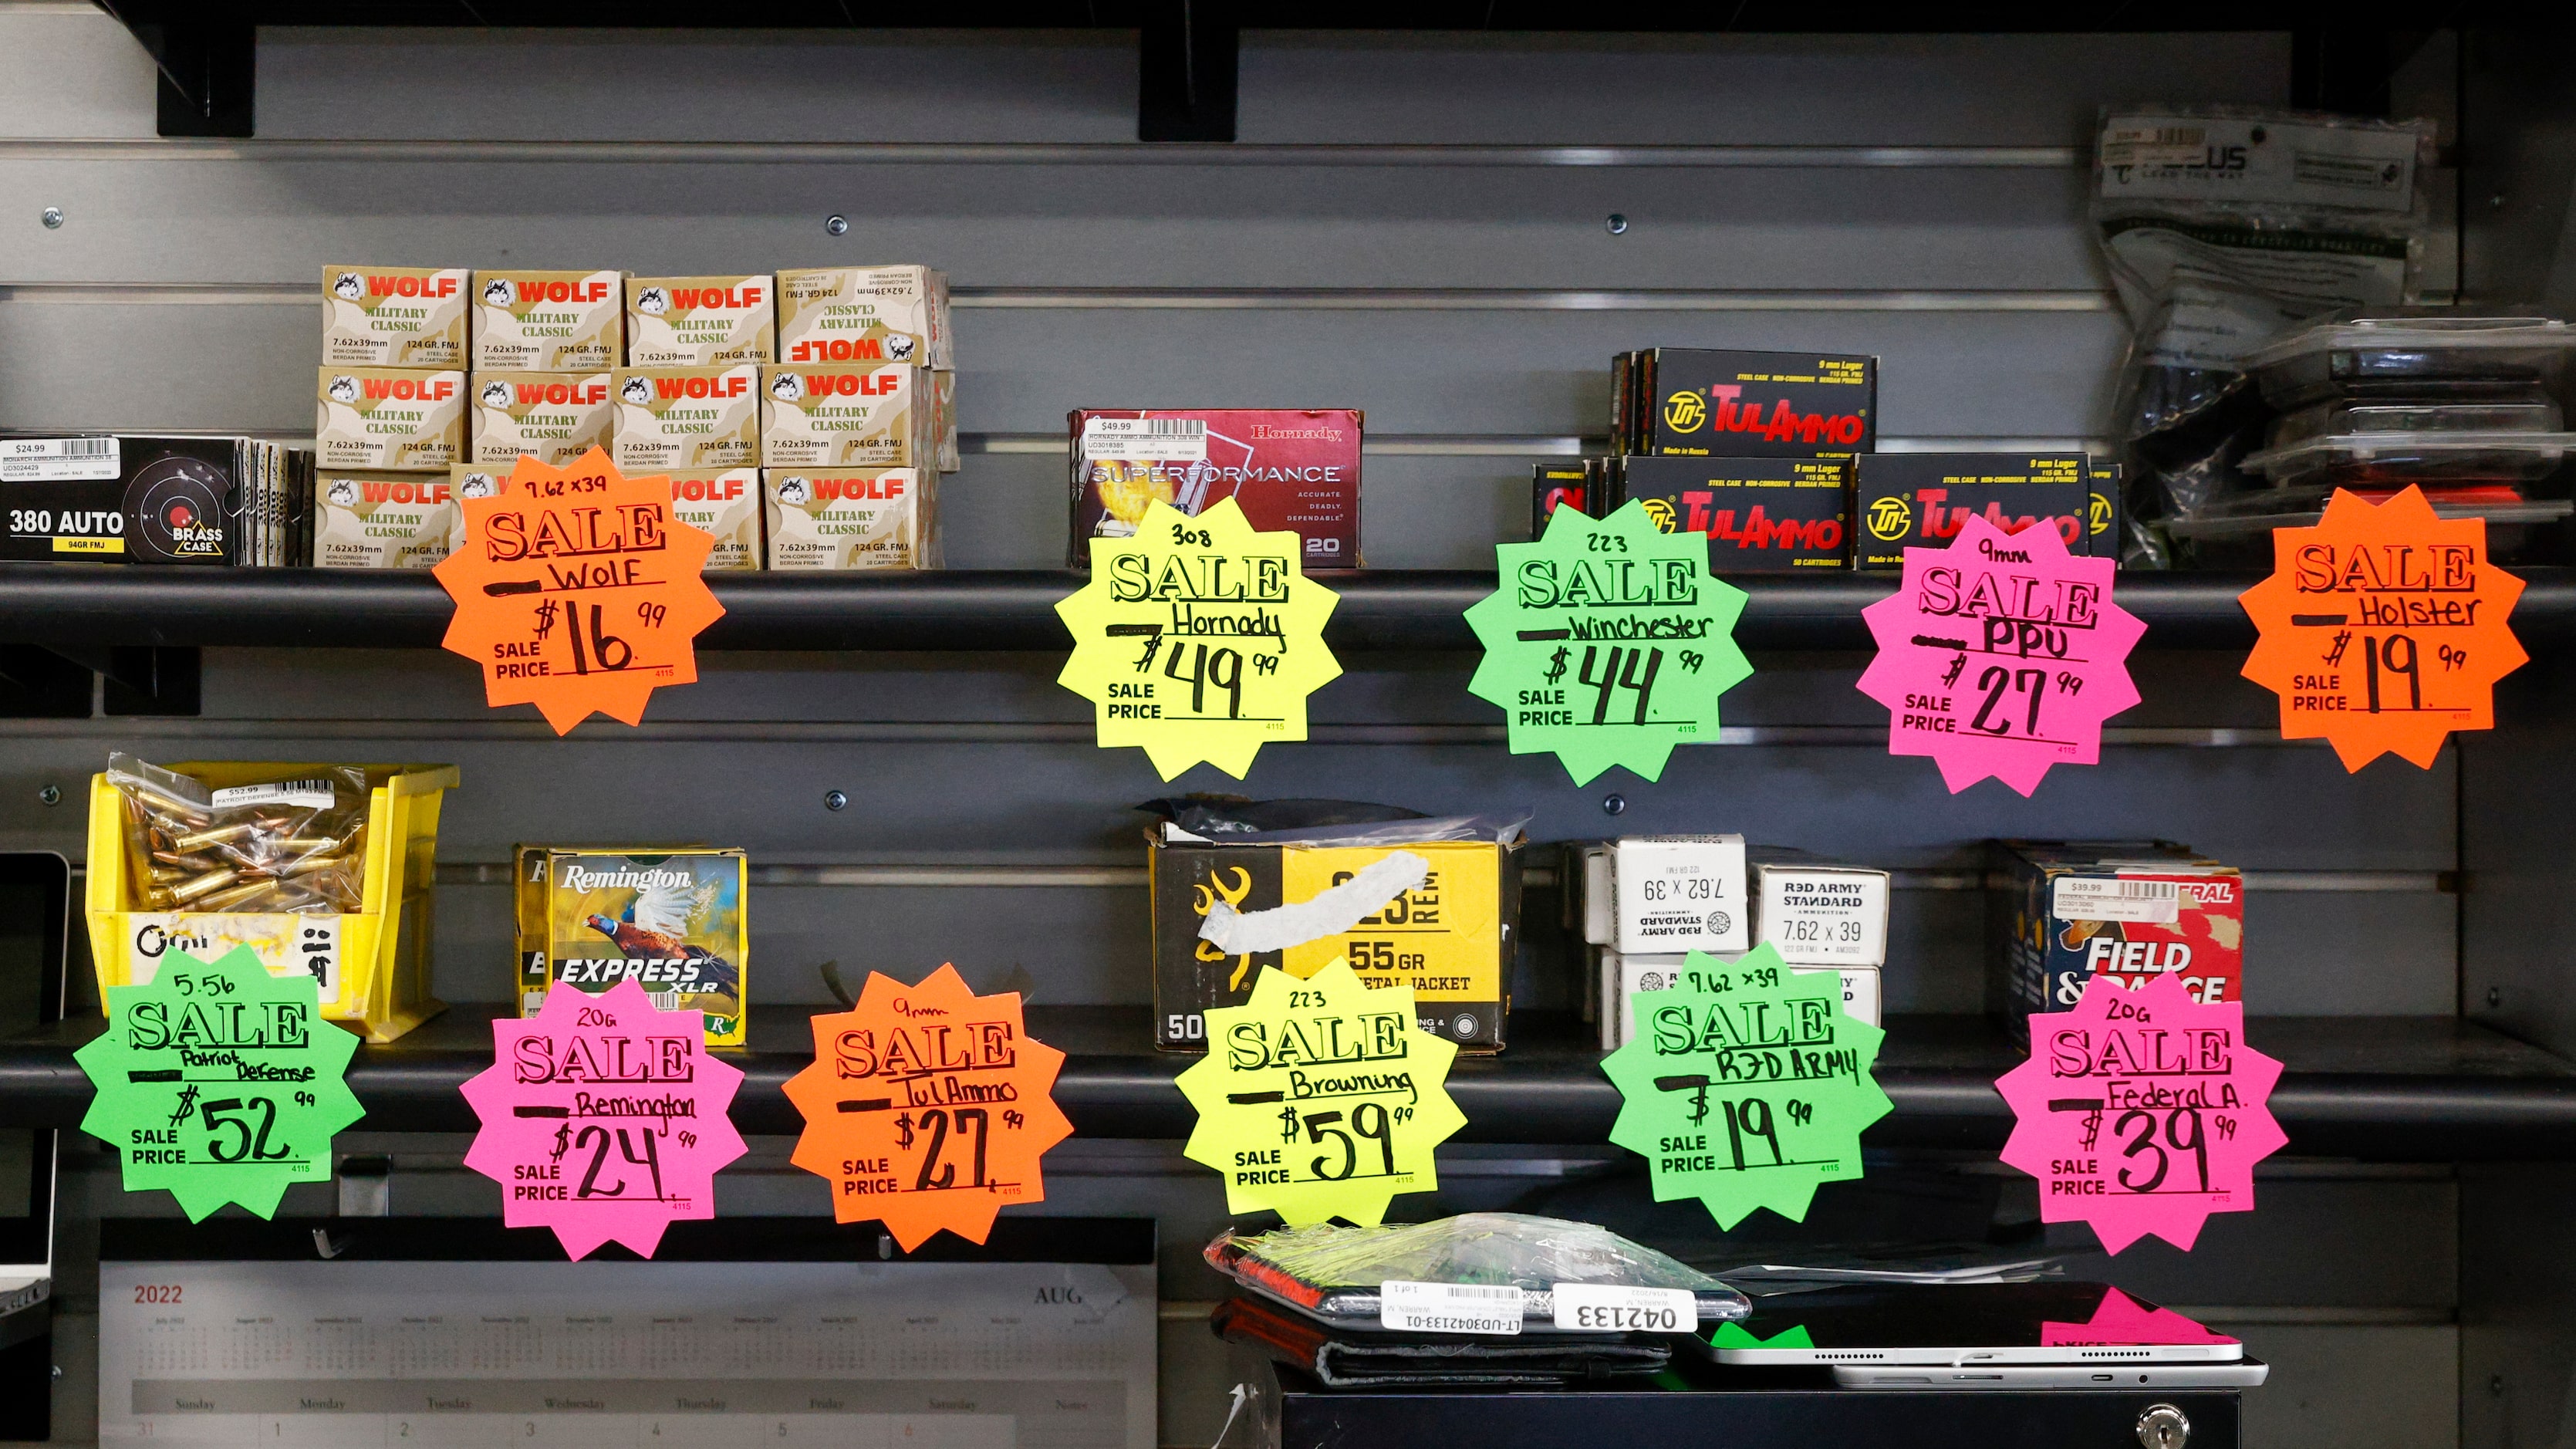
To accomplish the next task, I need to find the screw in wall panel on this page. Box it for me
[825,215,849,236]
[1605,214,1629,235]
[2488,986,2503,1008]
[823,790,849,812]
[1601,793,1626,816]
[41,208,62,229]
[35,785,58,806]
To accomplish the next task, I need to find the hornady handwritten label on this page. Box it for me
[1055,496,1342,779]
[461,978,746,1260]
[782,963,1072,1251]
[1465,501,1752,785]
[75,946,362,1221]
[434,449,726,734]
[1856,510,2145,795]
[1994,973,2286,1252]
[2239,485,2526,770]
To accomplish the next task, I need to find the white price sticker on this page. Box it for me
[2052,876,2181,924]
[208,779,336,811]
[2,436,120,482]
[1550,1283,1696,1334]
[1379,1279,1524,1336]
[1081,416,1209,462]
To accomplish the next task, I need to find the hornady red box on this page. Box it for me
[1069,408,1362,568]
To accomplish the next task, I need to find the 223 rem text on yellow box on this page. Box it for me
[516,848,747,1047]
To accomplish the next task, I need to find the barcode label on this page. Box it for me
[1379,1279,1524,1336]
[210,779,337,811]
[2,435,120,482]
[647,991,680,1013]
[2053,876,2182,924]
[1080,416,1209,462]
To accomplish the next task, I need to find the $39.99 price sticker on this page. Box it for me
[1055,498,1342,780]
[75,947,364,1222]
[461,979,747,1260]
[434,448,728,735]
[1177,958,1467,1226]
[1600,944,1891,1230]
[1466,502,1753,785]
[1856,510,2144,795]
[1994,973,2287,1253]
[2238,485,2527,770]
[782,963,1074,1251]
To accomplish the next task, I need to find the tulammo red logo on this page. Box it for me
[798,372,898,399]
[514,380,606,406]
[1703,384,1866,448]
[786,338,886,363]
[674,285,762,309]
[370,274,457,299]
[364,376,455,402]
[654,374,748,400]
[674,475,746,502]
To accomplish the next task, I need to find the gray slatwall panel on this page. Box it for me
[0,6,153,141]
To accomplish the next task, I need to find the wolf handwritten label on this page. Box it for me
[2239,485,2527,770]
[435,449,726,734]
[461,979,747,1260]
[76,947,363,1222]
[782,964,1073,1251]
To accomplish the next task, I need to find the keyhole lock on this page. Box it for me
[2137,1403,2191,1449]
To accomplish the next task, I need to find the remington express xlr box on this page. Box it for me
[1854,452,2093,569]
[1070,408,1363,569]
[1149,833,1520,1053]
[515,846,748,1047]
[1987,840,2243,1043]
[1615,348,1877,458]
[1611,454,1852,570]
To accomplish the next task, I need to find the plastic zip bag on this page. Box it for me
[107,755,369,914]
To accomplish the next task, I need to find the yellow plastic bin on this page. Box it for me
[85,762,457,1043]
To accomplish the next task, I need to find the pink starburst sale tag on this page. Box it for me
[462,979,747,1259]
[1995,974,2288,1253]
[1856,512,2144,795]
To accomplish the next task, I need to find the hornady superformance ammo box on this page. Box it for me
[316,367,464,472]
[321,265,468,368]
[515,846,748,1047]
[612,365,761,472]
[759,363,934,468]
[312,470,460,569]
[763,468,935,570]
[1612,454,1851,570]
[471,270,623,371]
[669,468,762,570]
[1149,828,1521,1053]
[625,275,776,368]
[1855,452,2094,569]
[1616,348,1877,459]
[0,434,281,564]
[775,265,952,370]
[1070,409,1363,568]
[469,371,614,468]
[1987,840,2242,1043]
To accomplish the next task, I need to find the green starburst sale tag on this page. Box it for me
[1599,944,1890,1229]
[1465,502,1752,785]
[76,946,364,1221]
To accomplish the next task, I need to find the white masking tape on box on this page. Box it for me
[1197,851,1430,955]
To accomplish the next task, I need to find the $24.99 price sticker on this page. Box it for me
[76,946,363,1222]
[1600,944,1891,1230]
[434,448,728,735]
[1055,498,1342,780]
[461,978,747,1260]
[1856,510,2144,795]
[1466,502,1753,786]
[782,963,1073,1251]
[1994,972,2287,1253]
[1177,958,1467,1226]
[2239,485,2526,770]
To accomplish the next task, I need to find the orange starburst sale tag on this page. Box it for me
[783,964,1075,1251]
[2239,486,2527,771]
[434,448,726,734]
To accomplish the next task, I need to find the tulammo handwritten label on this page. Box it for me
[1552,1283,1695,1333]
[1380,1280,1524,1336]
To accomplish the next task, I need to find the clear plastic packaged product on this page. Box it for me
[2242,425,2575,491]
[105,755,369,914]
[2246,313,2576,410]
[1205,1213,1752,1331]
[2167,485,2570,568]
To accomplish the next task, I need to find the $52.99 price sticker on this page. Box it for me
[2239,485,2526,770]
[434,448,728,735]
[1177,958,1466,1226]
[1994,973,2287,1253]
[1600,944,1891,1230]
[1466,502,1752,785]
[1055,498,1342,780]
[76,947,364,1222]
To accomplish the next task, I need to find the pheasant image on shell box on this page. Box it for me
[515,847,750,1046]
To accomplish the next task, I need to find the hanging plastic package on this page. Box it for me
[2090,107,2439,559]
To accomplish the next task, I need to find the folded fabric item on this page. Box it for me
[1211,1295,1670,1390]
